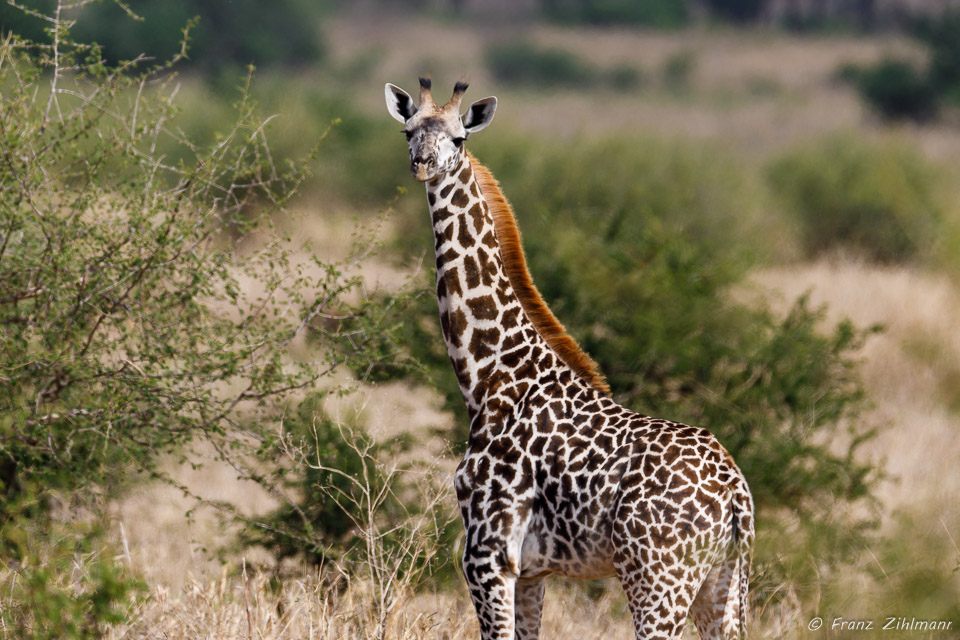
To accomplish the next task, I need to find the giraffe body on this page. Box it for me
[385,78,754,640]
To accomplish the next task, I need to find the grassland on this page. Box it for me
[9,9,960,639]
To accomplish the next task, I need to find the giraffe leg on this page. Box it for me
[514,576,545,640]
[611,499,711,640]
[463,552,517,640]
[614,550,699,640]
[690,556,745,640]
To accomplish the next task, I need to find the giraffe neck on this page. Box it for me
[427,153,549,417]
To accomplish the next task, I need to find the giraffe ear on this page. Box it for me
[385,83,417,123]
[462,97,497,134]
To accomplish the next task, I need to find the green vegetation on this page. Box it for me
[702,0,764,24]
[661,50,697,94]
[536,0,945,33]
[483,41,698,95]
[847,58,938,122]
[864,511,960,623]
[486,41,591,88]
[136,76,406,209]
[0,25,313,513]
[914,13,960,106]
[1,519,142,640]
[767,133,949,263]
[0,4,405,634]
[845,13,960,121]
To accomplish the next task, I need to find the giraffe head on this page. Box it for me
[385,77,497,182]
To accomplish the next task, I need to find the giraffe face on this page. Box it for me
[403,113,467,182]
[385,80,497,182]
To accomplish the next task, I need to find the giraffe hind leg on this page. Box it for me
[690,556,746,640]
[616,562,705,640]
[514,576,545,640]
[613,539,709,640]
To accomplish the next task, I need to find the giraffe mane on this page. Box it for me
[468,152,611,396]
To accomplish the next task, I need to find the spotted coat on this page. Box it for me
[385,78,755,640]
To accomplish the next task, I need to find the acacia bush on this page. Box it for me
[485,41,595,89]
[848,58,938,122]
[0,3,408,635]
[913,12,960,107]
[0,18,305,515]
[147,77,412,211]
[767,133,948,264]
[843,13,960,121]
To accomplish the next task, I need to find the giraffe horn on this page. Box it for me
[418,76,435,107]
[448,80,469,111]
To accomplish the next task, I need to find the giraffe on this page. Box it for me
[385,77,755,640]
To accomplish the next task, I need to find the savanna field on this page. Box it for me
[2,2,959,638]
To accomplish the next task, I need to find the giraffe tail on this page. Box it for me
[730,480,755,638]
[691,478,755,639]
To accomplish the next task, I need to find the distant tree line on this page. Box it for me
[841,13,960,121]
[378,0,960,31]
[541,0,960,30]
[4,0,957,59]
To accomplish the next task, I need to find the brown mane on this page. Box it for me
[468,152,610,396]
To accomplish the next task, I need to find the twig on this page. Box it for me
[242,557,254,639]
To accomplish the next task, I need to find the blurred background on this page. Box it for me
[2,1,960,638]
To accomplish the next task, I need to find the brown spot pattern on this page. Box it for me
[400,112,754,640]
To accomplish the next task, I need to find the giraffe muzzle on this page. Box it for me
[412,157,436,182]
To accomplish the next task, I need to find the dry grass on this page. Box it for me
[109,570,474,640]
[750,258,960,511]
[106,569,646,640]
[329,13,916,92]
[112,444,280,592]
[747,258,960,636]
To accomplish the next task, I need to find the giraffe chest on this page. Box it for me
[455,393,636,580]
[520,449,630,579]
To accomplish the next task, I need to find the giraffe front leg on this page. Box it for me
[514,576,545,640]
[456,452,536,639]
[463,550,517,640]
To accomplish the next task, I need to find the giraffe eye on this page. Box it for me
[452,137,465,147]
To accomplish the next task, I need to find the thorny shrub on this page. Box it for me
[0,2,413,635]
